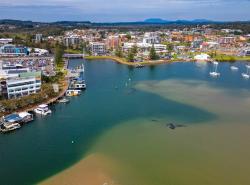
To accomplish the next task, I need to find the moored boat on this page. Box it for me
[242,65,250,79]
[0,122,21,133]
[57,97,70,103]
[34,104,52,116]
[66,90,81,97]
[210,61,220,77]
[230,66,239,71]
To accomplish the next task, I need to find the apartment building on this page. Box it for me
[0,44,28,56]
[0,71,41,99]
[89,42,106,55]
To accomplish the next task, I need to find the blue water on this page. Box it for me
[0,60,249,185]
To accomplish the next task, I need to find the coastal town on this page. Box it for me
[0,24,250,133]
[2,0,250,184]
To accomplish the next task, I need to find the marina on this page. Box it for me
[0,63,86,133]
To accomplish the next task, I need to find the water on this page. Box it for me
[0,60,250,185]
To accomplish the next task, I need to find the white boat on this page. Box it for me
[18,112,34,123]
[242,73,250,79]
[242,65,250,79]
[57,97,70,103]
[34,104,52,115]
[209,72,220,77]
[0,122,21,133]
[210,61,220,77]
[70,80,86,90]
[230,66,239,71]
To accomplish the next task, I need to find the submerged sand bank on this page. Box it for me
[40,154,119,185]
[40,79,250,185]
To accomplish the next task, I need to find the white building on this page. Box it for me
[0,71,42,99]
[194,53,211,61]
[35,34,43,43]
[89,42,106,55]
[123,42,167,52]
[29,48,49,56]
[0,38,13,45]
[143,32,160,44]
[64,36,81,47]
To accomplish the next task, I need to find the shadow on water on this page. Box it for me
[0,60,223,185]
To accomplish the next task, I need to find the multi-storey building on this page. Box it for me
[105,35,121,50]
[0,71,41,99]
[0,44,28,56]
[63,36,81,47]
[143,32,161,44]
[35,34,43,43]
[89,42,106,55]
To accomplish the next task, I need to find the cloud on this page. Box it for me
[0,0,249,22]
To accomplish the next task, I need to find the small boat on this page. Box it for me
[34,104,52,116]
[66,90,81,97]
[209,72,220,77]
[242,73,250,79]
[210,61,220,77]
[242,65,250,79]
[57,97,70,103]
[230,66,239,71]
[135,64,145,68]
[0,122,21,133]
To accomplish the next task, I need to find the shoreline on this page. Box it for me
[85,56,181,66]
[85,55,250,66]
[0,78,69,117]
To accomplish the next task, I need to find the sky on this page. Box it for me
[0,0,249,22]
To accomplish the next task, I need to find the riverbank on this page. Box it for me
[85,55,250,65]
[0,77,69,117]
[85,56,180,66]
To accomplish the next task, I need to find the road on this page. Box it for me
[0,56,54,60]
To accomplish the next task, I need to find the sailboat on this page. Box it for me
[230,65,239,71]
[242,65,250,79]
[209,61,220,77]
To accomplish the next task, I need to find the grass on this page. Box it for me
[211,54,250,62]
[85,56,183,66]
[65,49,82,54]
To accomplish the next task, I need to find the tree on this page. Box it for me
[166,43,174,52]
[127,50,135,62]
[149,45,159,60]
[131,45,138,55]
[125,34,132,40]
[115,47,123,58]
[54,42,64,69]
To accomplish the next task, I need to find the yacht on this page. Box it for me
[0,122,21,133]
[210,61,220,77]
[70,80,86,90]
[34,104,52,115]
[242,65,250,79]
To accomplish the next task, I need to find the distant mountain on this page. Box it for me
[144,18,170,23]
[144,18,216,24]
